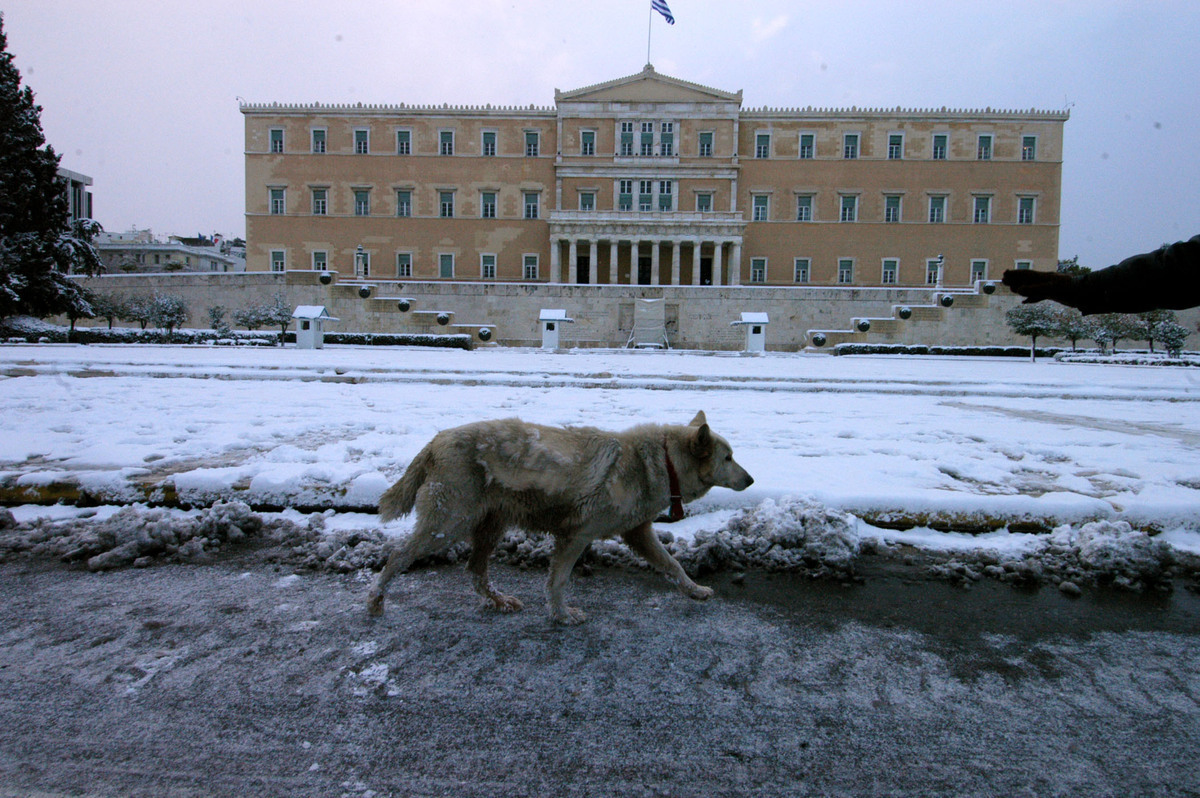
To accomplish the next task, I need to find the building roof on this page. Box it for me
[292,305,339,321]
[733,312,770,326]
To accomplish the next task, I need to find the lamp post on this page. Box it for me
[355,244,366,278]
[935,253,945,291]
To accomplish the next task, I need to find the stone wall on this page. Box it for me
[69,271,1200,352]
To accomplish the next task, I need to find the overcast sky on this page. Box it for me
[5,0,1197,268]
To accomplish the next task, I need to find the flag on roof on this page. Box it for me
[651,0,675,24]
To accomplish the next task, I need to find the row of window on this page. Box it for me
[758,192,1038,225]
[270,249,540,280]
[272,127,543,157]
[271,187,542,219]
[270,184,1038,225]
[269,124,1039,161]
[763,257,1032,284]
[752,132,1037,161]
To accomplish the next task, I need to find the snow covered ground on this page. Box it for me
[1,342,1198,568]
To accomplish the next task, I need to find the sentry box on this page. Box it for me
[538,309,574,349]
[292,305,339,349]
[731,312,769,353]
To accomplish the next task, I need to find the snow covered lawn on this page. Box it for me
[1,343,1198,561]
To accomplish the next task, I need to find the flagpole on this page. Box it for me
[646,4,653,65]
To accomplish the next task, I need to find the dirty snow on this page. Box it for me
[1,343,1199,590]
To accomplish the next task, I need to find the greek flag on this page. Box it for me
[651,0,675,24]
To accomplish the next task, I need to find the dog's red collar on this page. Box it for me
[660,438,685,523]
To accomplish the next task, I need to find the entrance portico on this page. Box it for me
[549,211,745,286]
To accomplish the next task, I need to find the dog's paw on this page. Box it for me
[687,584,714,601]
[366,592,385,617]
[488,594,525,613]
[552,606,588,625]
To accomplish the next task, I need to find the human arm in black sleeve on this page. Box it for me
[1002,234,1200,315]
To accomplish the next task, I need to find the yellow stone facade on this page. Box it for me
[242,66,1067,289]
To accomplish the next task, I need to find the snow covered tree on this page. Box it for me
[1133,309,1177,353]
[1005,303,1058,361]
[1091,314,1142,354]
[148,294,189,334]
[262,292,294,342]
[207,305,232,337]
[89,292,125,329]
[0,15,103,320]
[232,304,267,330]
[1048,305,1091,352]
[1153,319,1190,358]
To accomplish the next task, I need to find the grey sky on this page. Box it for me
[5,0,1197,269]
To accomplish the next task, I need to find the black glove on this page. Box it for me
[1001,270,1079,308]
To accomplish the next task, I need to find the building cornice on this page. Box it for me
[740,105,1070,121]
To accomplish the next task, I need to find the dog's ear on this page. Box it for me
[688,411,707,427]
[689,423,713,458]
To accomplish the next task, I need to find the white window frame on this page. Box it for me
[481,253,497,280]
[396,129,412,155]
[354,128,370,154]
[1018,196,1036,225]
[270,249,286,272]
[481,191,497,219]
[696,192,713,213]
[881,258,898,285]
[396,189,412,218]
[1021,135,1037,162]
[579,191,595,211]
[795,194,813,222]
[977,134,993,161]
[793,257,811,283]
[269,128,284,153]
[311,188,327,216]
[932,133,948,161]
[837,259,854,284]
[524,192,539,219]
[926,259,941,285]
[970,260,988,283]
[525,130,540,157]
[581,129,596,156]
[752,194,769,222]
[698,130,714,158]
[439,191,455,218]
[798,132,815,159]
[973,195,992,224]
[396,252,413,278]
[523,253,539,280]
[438,253,454,279]
[353,189,370,217]
[928,195,947,224]
[312,251,327,271]
[843,133,859,159]
[750,257,767,283]
[439,129,454,156]
[482,129,497,157]
[755,132,770,159]
[884,195,901,223]
[310,128,326,154]
[839,195,858,222]
[269,188,286,215]
[887,133,904,160]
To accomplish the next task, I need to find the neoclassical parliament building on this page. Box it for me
[241,65,1067,294]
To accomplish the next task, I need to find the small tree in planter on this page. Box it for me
[1092,313,1142,354]
[232,304,267,331]
[90,292,126,329]
[149,294,189,335]
[261,292,295,343]
[208,305,233,338]
[1154,319,1190,359]
[122,295,154,330]
[1049,305,1091,352]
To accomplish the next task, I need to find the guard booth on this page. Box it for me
[539,309,574,349]
[292,305,339,349]
[731,312,769,353]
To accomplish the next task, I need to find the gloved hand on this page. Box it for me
[1001,269,1079,307]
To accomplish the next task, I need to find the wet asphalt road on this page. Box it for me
[1,553,1198,798]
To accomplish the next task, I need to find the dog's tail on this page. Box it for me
[378,445,434,521]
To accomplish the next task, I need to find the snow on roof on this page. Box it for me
[539,309,574,322]
[732,312,770,325]
[292,305,339,321]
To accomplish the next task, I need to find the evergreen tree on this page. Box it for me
[0,14,102,320]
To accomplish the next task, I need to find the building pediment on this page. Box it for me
[556,64,742,106]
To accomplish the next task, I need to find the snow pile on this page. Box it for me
[925,520,1178,593]
[673,497,861,578]
[1,502,263,571]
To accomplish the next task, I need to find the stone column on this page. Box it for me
[629,240,640,285]
[589,239,599,285]
[650,240,661,285]
[609,240,619,284]
[712,241,723,287]
[691,239,702,286]
[670,239,681,286]
[568,239,578,285]
[730,240,742,286]
[549,237,561,283]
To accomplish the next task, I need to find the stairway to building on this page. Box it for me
[805,281,999,351]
